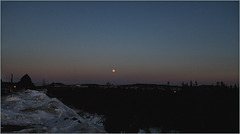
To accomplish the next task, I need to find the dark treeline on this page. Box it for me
[2,74,238,132]
[46,85,239,133]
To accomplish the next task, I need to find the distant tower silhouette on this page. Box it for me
[11,74,13,83]
[42,79,46,86]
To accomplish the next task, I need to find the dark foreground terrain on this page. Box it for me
[46,85,239,133]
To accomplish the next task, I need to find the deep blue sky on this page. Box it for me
[1,1,239,85]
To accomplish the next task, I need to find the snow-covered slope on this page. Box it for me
[1,89,105,133]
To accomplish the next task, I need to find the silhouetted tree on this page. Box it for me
[234,84,237,89]
[181,82,189,87]
[106,82,113,88]
[17,74,35,89]
[167,81,170,86]
[195,81,198,87]
[181,82,184,87]
[220,81,225,87]
[216,82,220,87]
[190,80,193,87]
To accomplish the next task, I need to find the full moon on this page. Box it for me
[112,69,116,73]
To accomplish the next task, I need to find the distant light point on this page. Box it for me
[112,69,116,73]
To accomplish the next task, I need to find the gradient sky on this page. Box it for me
[1,1,239,86]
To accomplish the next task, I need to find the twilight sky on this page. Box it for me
[1,1,239,86]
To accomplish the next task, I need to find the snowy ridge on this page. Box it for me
[1,89,105,133]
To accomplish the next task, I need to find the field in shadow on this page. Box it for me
[46,86,239,132]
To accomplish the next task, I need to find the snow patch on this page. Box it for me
[1,89,105,133]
